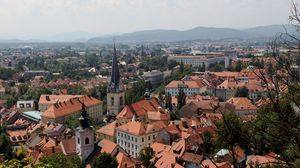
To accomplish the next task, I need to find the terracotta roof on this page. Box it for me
[116,152,140,168]
[217,79,245,89]
[155,151,184,168]
[166,80,204,89]
[117,97,164,120]
[226,97,257,111]
[42,95,102,119]
[151,142,171,154]
[211,71,239,78]
[97,121,119,137]
[60,138,76,155]
[181,152,203,164]
[99,139,117,154]
[238,69,265,79]
[39,94,83,105]
[116,121,165,136]
[201,159,232,168]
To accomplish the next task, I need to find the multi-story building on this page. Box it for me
[41,95,103,124]
[16,100,35,112]
[165,80,206,96]
[142,70,164,88]
[38,94,83,112]
[169,54,225,69]
[225,97,257,116]
[116,121,165,158]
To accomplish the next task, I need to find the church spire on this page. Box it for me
[78,103,90,129]
[109,43,121,93]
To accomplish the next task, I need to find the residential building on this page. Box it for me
[107,44,125,116]
[215,80,245,100]
[97,120,119,142]
[165,80,206,96]
[41,95,103,124]
[116,97,169,125]
[169,54,225,68]
[16,100,35,112]
[225,97,257,116]
[142,70,164,87]
[38,94,83,112]
[116,121,165,158]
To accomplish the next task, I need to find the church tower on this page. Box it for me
[107,43,125,116]
[76,103,94,160]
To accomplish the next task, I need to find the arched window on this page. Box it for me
[120,96,123,106]
[77,138,80,144]
[111,97,114,106]
[85,137,90,144]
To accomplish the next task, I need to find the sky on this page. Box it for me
[0,0,292,38]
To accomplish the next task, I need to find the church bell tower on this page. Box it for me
[107,43,125,116]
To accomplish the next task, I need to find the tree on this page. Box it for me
[217,112,250,168]
[0,125,12,159]
[167,60,178,69]
[92,152,118,168]
[139,147,154,167]
[235,60,242,72]
[165,92,173,112]
[176,88,186,110]
[39,153,84,168]
[235,86,249,97]
[179,60,184,73]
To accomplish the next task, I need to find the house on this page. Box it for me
[165,80,206,96]
[98,139,141,168]
[225,97,257,116]
[215,80,245,101]
[116,121,166,158]
[116,97,169,125]
[16,100,35,112]
[246,153,284,168]
[142,70,164,87]
[214,146,246,168]
[38,94,84,112]
[179,96,220,118]
[97,120,119,142]
[41,95,103,124]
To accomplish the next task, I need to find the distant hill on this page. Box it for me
[88,24,295,43]
[45,32,100,42]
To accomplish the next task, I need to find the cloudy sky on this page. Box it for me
[0,0,292,38]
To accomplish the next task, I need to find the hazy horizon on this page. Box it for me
[0,0,291,39]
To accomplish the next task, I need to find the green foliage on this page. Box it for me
[39,153,84,168]
[85,53,99,67]
[0,125,12,159]
[235,60,243,72]
[66,84,88,95]
[216,112,250,151]
[165,92,173,112]
[176,88,186,110]
[0,68,16,80]
[138,147,155,167]
[235,86,249,97]
[64,114,81,129]
[209,63,224,72]
[167,60,178,69]
[139,56,168,71]
[180,60,184,73]
[125,80,151,105]
[20,87,52,102]
[92,152,118,168]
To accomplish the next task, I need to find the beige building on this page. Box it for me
[41,95,103,124]
[116,121,166,158]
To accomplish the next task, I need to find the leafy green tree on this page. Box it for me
[165,92,173,112]
[235,60,243,72]
[0,125,12,159]
[167,60,178,69]
[235,86,249,97]
[92,152,118,168]
[39,153,84,168]
[217,112,250,167]
[179,60,184,73]
[138,147,154,168]
[176,88,186,110]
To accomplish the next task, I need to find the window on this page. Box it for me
[77,138,80,144]
[19,103,24,108]
[148,136,150,140]
[120,96,123,106]
[142,138,144,142]
[111,97,114,106]
[85,138,89,144]
[153,135,155,139]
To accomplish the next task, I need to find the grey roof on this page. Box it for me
[108,43,121,93]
